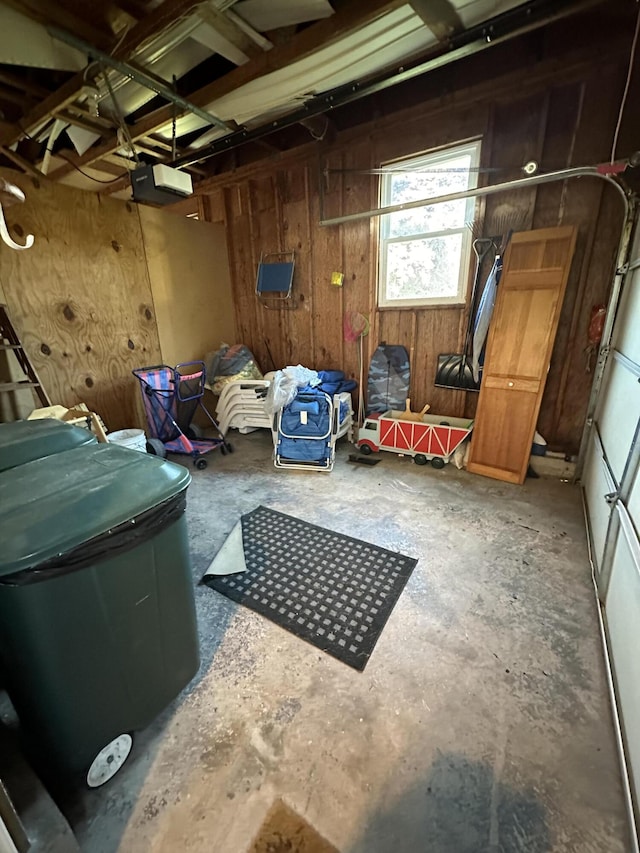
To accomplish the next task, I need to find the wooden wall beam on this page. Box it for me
[209,50,633,454]
[192,46,627,195]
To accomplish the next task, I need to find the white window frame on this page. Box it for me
[378,140,481,309]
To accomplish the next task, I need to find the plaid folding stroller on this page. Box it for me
[133,362,231,469]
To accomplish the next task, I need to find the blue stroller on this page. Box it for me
[272,387,353,472]
[133,362,231,469]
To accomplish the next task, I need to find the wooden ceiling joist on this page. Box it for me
[2,0,115,50]
[0,70,48,100]
[0,144,44,177]
[0,85,37,108]
[409,0,464,42]
[0,0,206,149]
[48,0,407,180]
[194,5,267,61]
[94,157,136,176]
[112,0,209,59]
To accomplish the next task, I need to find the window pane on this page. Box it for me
[385,233,463,301]
[386,154,471,236]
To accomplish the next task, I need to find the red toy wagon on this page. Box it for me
[357,410,474,468]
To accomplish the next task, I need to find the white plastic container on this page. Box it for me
[107,428,146,453]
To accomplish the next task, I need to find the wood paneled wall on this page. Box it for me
[202,58,629,454]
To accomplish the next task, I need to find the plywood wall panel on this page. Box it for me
[0,170,161,430]
[139,208,235,369]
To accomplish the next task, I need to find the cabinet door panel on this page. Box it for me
[466,388,539,483]
[488,286,562,379]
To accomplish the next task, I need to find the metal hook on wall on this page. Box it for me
[0,180,34,251]
[0,204,34,251]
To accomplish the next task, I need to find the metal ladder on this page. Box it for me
[0,304,50,407]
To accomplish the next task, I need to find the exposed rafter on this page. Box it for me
[195,5,269,61]
[1,0,115,49]
[111,0,208,59]
[408,0,464,42]
[47,0,407,180]
[0,0,207,147]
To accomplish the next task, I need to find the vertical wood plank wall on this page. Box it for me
[204,61,626,454]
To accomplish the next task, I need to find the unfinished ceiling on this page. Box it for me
[0,0,609,199]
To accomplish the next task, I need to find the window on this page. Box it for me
[378,141,481,308]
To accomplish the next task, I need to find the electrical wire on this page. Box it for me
[101,62,140,164]
[611,1,640,163]
[56,153,130,184]
[16,124,129,184]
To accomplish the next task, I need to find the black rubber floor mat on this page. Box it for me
[203,505,417,671]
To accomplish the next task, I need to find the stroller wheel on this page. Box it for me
[186,424,204,440]
[195,457,208,470]
[225,442,234,454]
[146,438,167,458]
[220,444,227,456]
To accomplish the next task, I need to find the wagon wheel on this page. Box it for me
[359,444,372,455]
[414,454,428,466]
[86,734,133,788]
[431,457,445,469]
[146,438,167,458]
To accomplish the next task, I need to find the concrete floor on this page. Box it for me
[64,431,630,852]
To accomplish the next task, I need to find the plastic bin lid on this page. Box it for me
[0,443,191,577]
[0,419,96,472]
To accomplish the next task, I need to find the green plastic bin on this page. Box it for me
[0,443,198,787]
[0,419,97,472]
